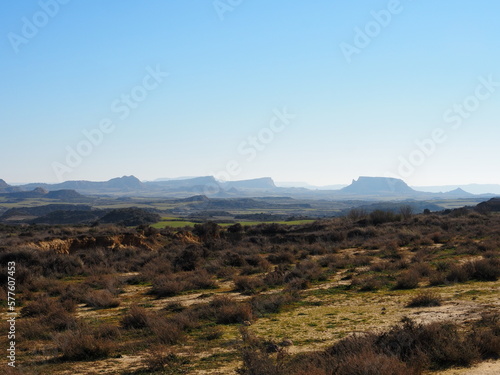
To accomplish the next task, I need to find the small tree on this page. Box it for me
[400,205,413,220]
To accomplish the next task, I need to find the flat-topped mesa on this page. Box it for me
[223,177,276,189]
[341,176,416,195]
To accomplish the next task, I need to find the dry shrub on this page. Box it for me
[267,251,295,265]
[409,262,432,277]
[406,292,442,308]
[53,324,115,360]
[239,347,288,375]
[94,323,121,340]
[151,270,217,298]
[41,309,77,331]
[241,316,488,374]
[379,242,402,260]
[59,282,91,304]
[149,317,183,345]
[85,289,120,309]
[139,257,173,282]
[203,326,224,340]
[468,258,500,281]
[169,308,201,331]
[376,318,480,369]
[84,274,122,294]
[242,254,272,274]
[151,277,185,297]
[471,312,500,358]
[217,302,253,325]
[20,294,69,317]
[263,267,287,286]
[233,276,266,295]
[318,254,343,268]
[121,305,150,329]
[142,345,185,371]
[20,294,77,332]
[352,276,385,292]
[394,270,420,289]
[285,278,311,291]
[17,317,52,340]
[429,271,446,286]
[251,293,297,317]
[445,258,500,284]
[350,255,373,267]
[121,305,186,343]
[335,350,416,375]
[204,296,253,324]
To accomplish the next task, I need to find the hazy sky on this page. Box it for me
[1,1,499,185]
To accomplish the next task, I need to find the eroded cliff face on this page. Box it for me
[25,234,156,254]
[23,231,202,254]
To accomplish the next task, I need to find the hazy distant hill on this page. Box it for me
[1,204,93,220]
[148,176,217,187]
[46,189,88,200]
[341,177,416,195]
[476,198,500,212]
[20,176,145,194]
[1,204,159,226]
[146,177,218,192]
[340,201,444,215]
[442,188,475,198]
[7,187,48,199]
[222,177,276,189]
[0,179,21,193]
[4,188,89,201]
[414,184,500,195]
[9,175,496,200]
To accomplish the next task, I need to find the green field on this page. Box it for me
[151,217,316,229]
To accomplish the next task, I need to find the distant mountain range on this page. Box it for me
[1,175,498,200]
[413,184,500,195]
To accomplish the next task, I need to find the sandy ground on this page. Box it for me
[432,360,500,375]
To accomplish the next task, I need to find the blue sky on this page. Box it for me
[1,0,499,185]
